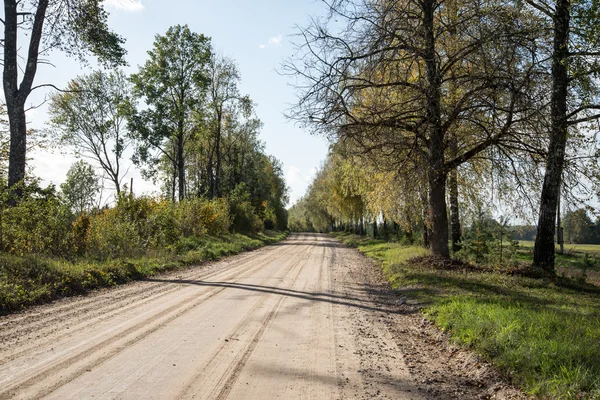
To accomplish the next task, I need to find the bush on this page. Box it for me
[86,208,142,259]
[228,185,263,233]
[178,197,230,236]
[1,187,73,257]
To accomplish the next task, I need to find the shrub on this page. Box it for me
[86,208,142,259]
[228,185,262,233]
[146,200,179,248]
[1,189,73,256]
[71,213,91,255]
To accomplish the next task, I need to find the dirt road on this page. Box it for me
[0,234,523,399]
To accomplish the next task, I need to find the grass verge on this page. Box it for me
[333,231,600,399]
[0,230,288,315]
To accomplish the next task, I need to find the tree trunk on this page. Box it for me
[3,0,48,200]
[4,0,25,196]
[423,221,430,248]
[373,218,378,238]
[171,163,177,202]
[420,191,430,248]
[423,0,450,259]
[533,0,570,273]
[215,115,222,198]
[112,173,121,196]
[449,168,462,252]
[428,169,449,257]
[177,136,185,201]
[557,189,564,254]
[6,103,26,190]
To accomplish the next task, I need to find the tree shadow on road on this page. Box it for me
[144,277,420,316]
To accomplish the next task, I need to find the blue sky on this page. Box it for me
[27,0,330,205]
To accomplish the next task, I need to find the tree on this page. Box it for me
[530,0,600,272]
[204,55,247,199]
[60,160,99,214]
[286,0,541,258]
[2,0,126,196]
[129,24,211,201]
[49,70,132,195]
[563,208,594,244]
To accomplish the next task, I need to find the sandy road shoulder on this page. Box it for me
[328,236,528,400]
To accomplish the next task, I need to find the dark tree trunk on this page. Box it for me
[112,173,121,196]
[6,103,26,189]
[428,169,449,256]
[177,136,185,201]
[373,218,378,238]
[423,0,450,259]
[382,217,388,239]
[449,168,462,252]
[215,112,222,198]
[533,0,570,273]
[423,221,430,248]
[207,162,214,199]
[3,0,48,199]
[420,192,430,248]
[171,165,177,202]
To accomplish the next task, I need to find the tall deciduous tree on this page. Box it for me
[49,70,132,195]
[530,0,600,272]
[60,160,99,214]
[204,55,246,199]
[129,24,211,201]
[286,0,541,258]
[2,0,126,196]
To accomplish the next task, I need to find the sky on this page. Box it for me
[24,0,331,206]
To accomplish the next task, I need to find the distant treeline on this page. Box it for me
[513,208,600,244]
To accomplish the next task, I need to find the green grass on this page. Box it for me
[333,232,600,399]
[513,241,600,285]
[0,231,288,314]
[519,241,600,255]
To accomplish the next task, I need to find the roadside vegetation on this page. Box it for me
[0,184,288,314]
[333,232,600,399]
[0,228,286,314]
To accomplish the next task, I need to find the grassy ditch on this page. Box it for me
[333,232,600,399]
[0,231,287,315]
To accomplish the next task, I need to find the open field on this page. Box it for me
[518,240,600,254]
[515,241,600,284]
[333,232,600,399]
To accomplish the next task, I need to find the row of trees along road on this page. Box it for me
[285,0,600,274]
[1,10,288,230]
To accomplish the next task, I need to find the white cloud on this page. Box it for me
[259,34,283,49]
[268,34,283,46]
[103,0,144,12]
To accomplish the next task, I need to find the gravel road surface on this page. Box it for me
[0,233,524,399]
